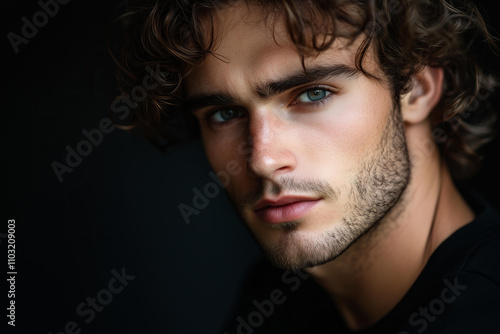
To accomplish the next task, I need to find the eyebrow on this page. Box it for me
[185,64,360,112]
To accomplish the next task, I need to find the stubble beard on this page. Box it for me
[244,105,411,271]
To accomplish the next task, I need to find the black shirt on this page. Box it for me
[224,191,500,334]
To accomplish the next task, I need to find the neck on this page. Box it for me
[305,149,475,331]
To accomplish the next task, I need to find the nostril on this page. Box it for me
[275,166,291,173]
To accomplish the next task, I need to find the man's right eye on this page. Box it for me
[208,107,244,125]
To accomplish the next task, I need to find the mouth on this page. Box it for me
[254,196,321,224]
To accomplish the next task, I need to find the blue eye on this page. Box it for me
[211,108,242,123]
[297,89,330,103]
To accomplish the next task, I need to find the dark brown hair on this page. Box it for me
[113,0,498,178]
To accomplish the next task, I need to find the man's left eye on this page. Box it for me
[296,89,331,103]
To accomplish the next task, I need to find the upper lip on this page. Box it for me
[254,196,320,211]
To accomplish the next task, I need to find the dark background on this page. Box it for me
[2,1,499,333]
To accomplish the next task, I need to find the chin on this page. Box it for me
[257,223,362,270]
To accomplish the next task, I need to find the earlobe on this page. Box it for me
[401,67,444,124]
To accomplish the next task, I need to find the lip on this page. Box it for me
[254,196,321,224]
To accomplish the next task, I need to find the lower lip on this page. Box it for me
[255,200,321,224]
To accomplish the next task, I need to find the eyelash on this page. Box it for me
[203,85,336,127]
[291,85,335,107]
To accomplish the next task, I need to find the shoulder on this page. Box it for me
[390,199,500,333]
[432,202,500,331]
[455,199,500,284]
[223,258,321,334]
[459,233,500,284]
[435,186,500,283]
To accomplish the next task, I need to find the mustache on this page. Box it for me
[238,177,338,210]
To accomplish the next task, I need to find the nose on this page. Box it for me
[246,110,297,179]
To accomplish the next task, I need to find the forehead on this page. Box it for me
[184,3,369,97]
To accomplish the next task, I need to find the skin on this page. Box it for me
[184,3,475,330]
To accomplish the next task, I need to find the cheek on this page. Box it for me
[202,130,250,198]
[204,137,238,174]
[299,87,391,180]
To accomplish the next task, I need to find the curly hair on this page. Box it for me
[112,0,498,178]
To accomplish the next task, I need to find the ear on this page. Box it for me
[400,66,444,124]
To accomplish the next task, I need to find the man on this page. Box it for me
[117,0,500,332]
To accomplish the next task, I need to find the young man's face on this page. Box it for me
[185,3,411,270]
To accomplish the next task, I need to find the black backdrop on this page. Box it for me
[2,1,500,334]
